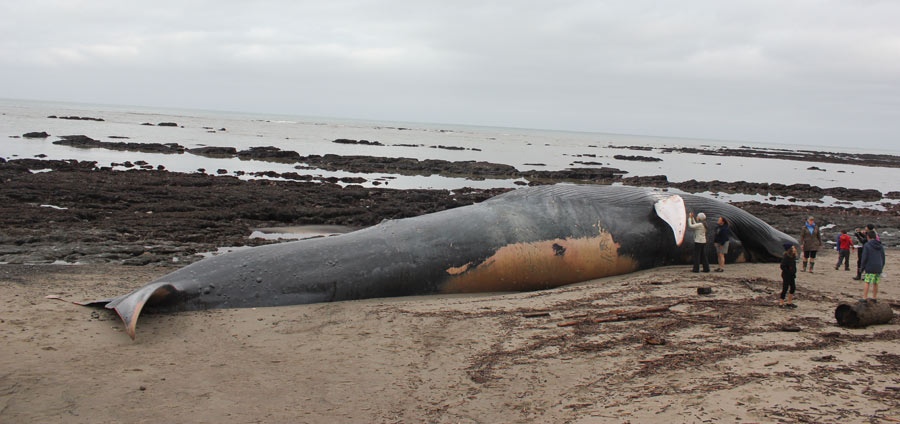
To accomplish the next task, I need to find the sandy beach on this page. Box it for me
[2,247,898,423]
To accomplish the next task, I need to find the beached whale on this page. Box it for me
[84,185,797,338]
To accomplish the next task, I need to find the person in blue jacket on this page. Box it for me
[713,217,732,273]
[860,231,886,302]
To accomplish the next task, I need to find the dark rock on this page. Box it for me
[656,145,900,169]
[53,135,185,154]
[157,122,178,127]
[607,145,653,151]
[188,146,238,157]
[23,131,50,138]
[237,146,300,161]
[339,177,366,184]
[333,139,384,146]
[280,172,313,181]
[522,167,627,184]
[614,155,662,162]
[55,116,104,122]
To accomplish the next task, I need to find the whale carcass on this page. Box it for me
[84,185,797,338]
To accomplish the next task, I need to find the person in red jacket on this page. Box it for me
[834,229,854,271]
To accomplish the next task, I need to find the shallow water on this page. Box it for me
[3,98,899,196]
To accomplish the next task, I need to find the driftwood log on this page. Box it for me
[834,301,894,328]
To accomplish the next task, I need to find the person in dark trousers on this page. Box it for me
[834,229,854,271]
[854,224,879,280]
[799,216,822,273]
[860,231,886,302]
[713,217,732,272]
[779,243,798,307]
[687,212,710,273]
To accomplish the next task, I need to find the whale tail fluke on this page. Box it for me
[79,282,177,339]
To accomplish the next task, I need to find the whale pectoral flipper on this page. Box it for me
[99,282,178,340]
[653,195,686,246]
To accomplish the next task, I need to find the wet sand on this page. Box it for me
[2,249,898,423]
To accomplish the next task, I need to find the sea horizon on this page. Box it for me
[3,97,898,156]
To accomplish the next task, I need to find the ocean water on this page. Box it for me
[2,98,899,203]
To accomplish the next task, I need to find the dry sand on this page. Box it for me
[2,249,899,423]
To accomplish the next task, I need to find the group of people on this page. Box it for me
[686,213,887,308]
[687,211,733,273]
[781,217,886,307]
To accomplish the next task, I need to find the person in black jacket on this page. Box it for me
[779,243,798,307]
[853,227,868,280]
[713,217,732,272]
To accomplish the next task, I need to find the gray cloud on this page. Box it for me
[2,0,898,148]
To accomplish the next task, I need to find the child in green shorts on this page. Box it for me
[860,231,886,302]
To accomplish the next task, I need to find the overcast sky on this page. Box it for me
[1,1,898,149]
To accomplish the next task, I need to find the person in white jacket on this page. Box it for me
[688,212,710,273]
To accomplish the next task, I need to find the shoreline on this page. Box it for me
[1,158,897,266]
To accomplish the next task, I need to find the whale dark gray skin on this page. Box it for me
[84,185,797,338]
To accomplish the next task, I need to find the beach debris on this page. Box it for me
[643,336,666,345]
[556,303,680,328]
[810,355,836,362]
[522,312,551,318]
[834,301,895,328]
[764,360,779,367]
[779,324,802,332]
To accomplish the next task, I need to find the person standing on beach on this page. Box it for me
[853,224,879,280]
[799,216,822,273]
[713,217,731,272]
[860,231,886,302]
[779,243,798,307]
[834,229,854,271]
[688,212,710,273]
